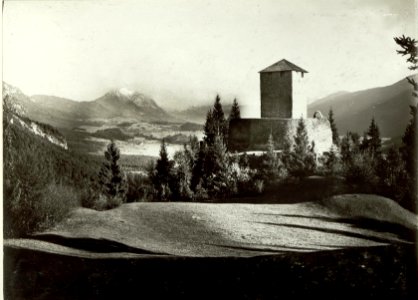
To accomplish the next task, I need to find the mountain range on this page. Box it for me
[3,83,175,129]
[308,76,417,138]
[4,75,417,142]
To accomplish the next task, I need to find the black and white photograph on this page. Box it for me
[2,0,418,299]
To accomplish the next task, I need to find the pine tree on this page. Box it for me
[260,133,287,182]
[204,109,215,145]
[294,118,310,158]
[394,34,418,212]
[151,139,174,201]
[361,118,381,158]
[287,118,316,178]
[394,35,418,71]
[205,136,235,199]
[212,94,227,137]
[204,95,227,145]
[228,98,241,121]
[98,141,126,201]
[328,108,339,145]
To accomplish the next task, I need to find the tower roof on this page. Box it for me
[259,59,308,73]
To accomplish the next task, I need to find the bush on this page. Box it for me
[4,182,79,238]
[126,173,153,202]
[253,179,265,194]
[343,151,379,189]
[320,146,343,176]
[36,183,80,229]
[80,185,100,209]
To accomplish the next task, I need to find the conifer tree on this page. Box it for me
[361,118,381,158]
[395,34,418,212]
[204,95,227,145]
[204,109,215,145]
[261,133,279,180]
[151,139,174,201]
[328,108,339,145]
[98,141,126,201]
[228,98,241,121]
[287,118,316,178]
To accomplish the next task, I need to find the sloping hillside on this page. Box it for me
[7,194,416,258]
[308,76,417,138]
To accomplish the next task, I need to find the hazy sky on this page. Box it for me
[3,0,417,115]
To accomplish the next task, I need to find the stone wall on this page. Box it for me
[260,71,292,118]
[228,117,333,154]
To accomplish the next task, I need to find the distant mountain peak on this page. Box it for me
[108,87,136,98]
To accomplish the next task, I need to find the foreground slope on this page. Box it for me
[6,194,417,258]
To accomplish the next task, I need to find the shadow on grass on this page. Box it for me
[255,213,417,242]
[209,243,319,253]
[254,221,403,244]
[33,234,165,255]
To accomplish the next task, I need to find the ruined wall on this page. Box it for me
[229,117,333,154]
[260,71,292,118]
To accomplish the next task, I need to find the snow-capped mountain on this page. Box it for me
[3,83,68,149]
[2,83,176,129]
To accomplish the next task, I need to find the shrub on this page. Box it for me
[4,182,79,238]
[126,173,152,202]
[36,183,80,229]
[80,185,100,208]
[193,179,209,202]
[321,145,343,176]
[253,179,265,194]
[343,151,379,189]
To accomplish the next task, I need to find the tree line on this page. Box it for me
[4,34,416,238]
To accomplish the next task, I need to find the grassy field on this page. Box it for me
[4,194,417,299]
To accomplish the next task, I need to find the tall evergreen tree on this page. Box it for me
[261,133,285,181]
[395,34,418,212]
[98,141,127,201]
[204,95,227,145]
[287,117,316,178]
[151,139,174,201]
[228,98,241,121]
[204,109,215,145]
[361,118,381,158]
[328,108,339,145]
[204,136,235,198]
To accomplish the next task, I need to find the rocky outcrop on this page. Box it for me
[10,115,68,150]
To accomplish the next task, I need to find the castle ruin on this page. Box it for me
[228,59,332,154]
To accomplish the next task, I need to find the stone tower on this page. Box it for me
[259,59,308,119]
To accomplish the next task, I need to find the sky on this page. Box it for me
[3,0,417,116]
